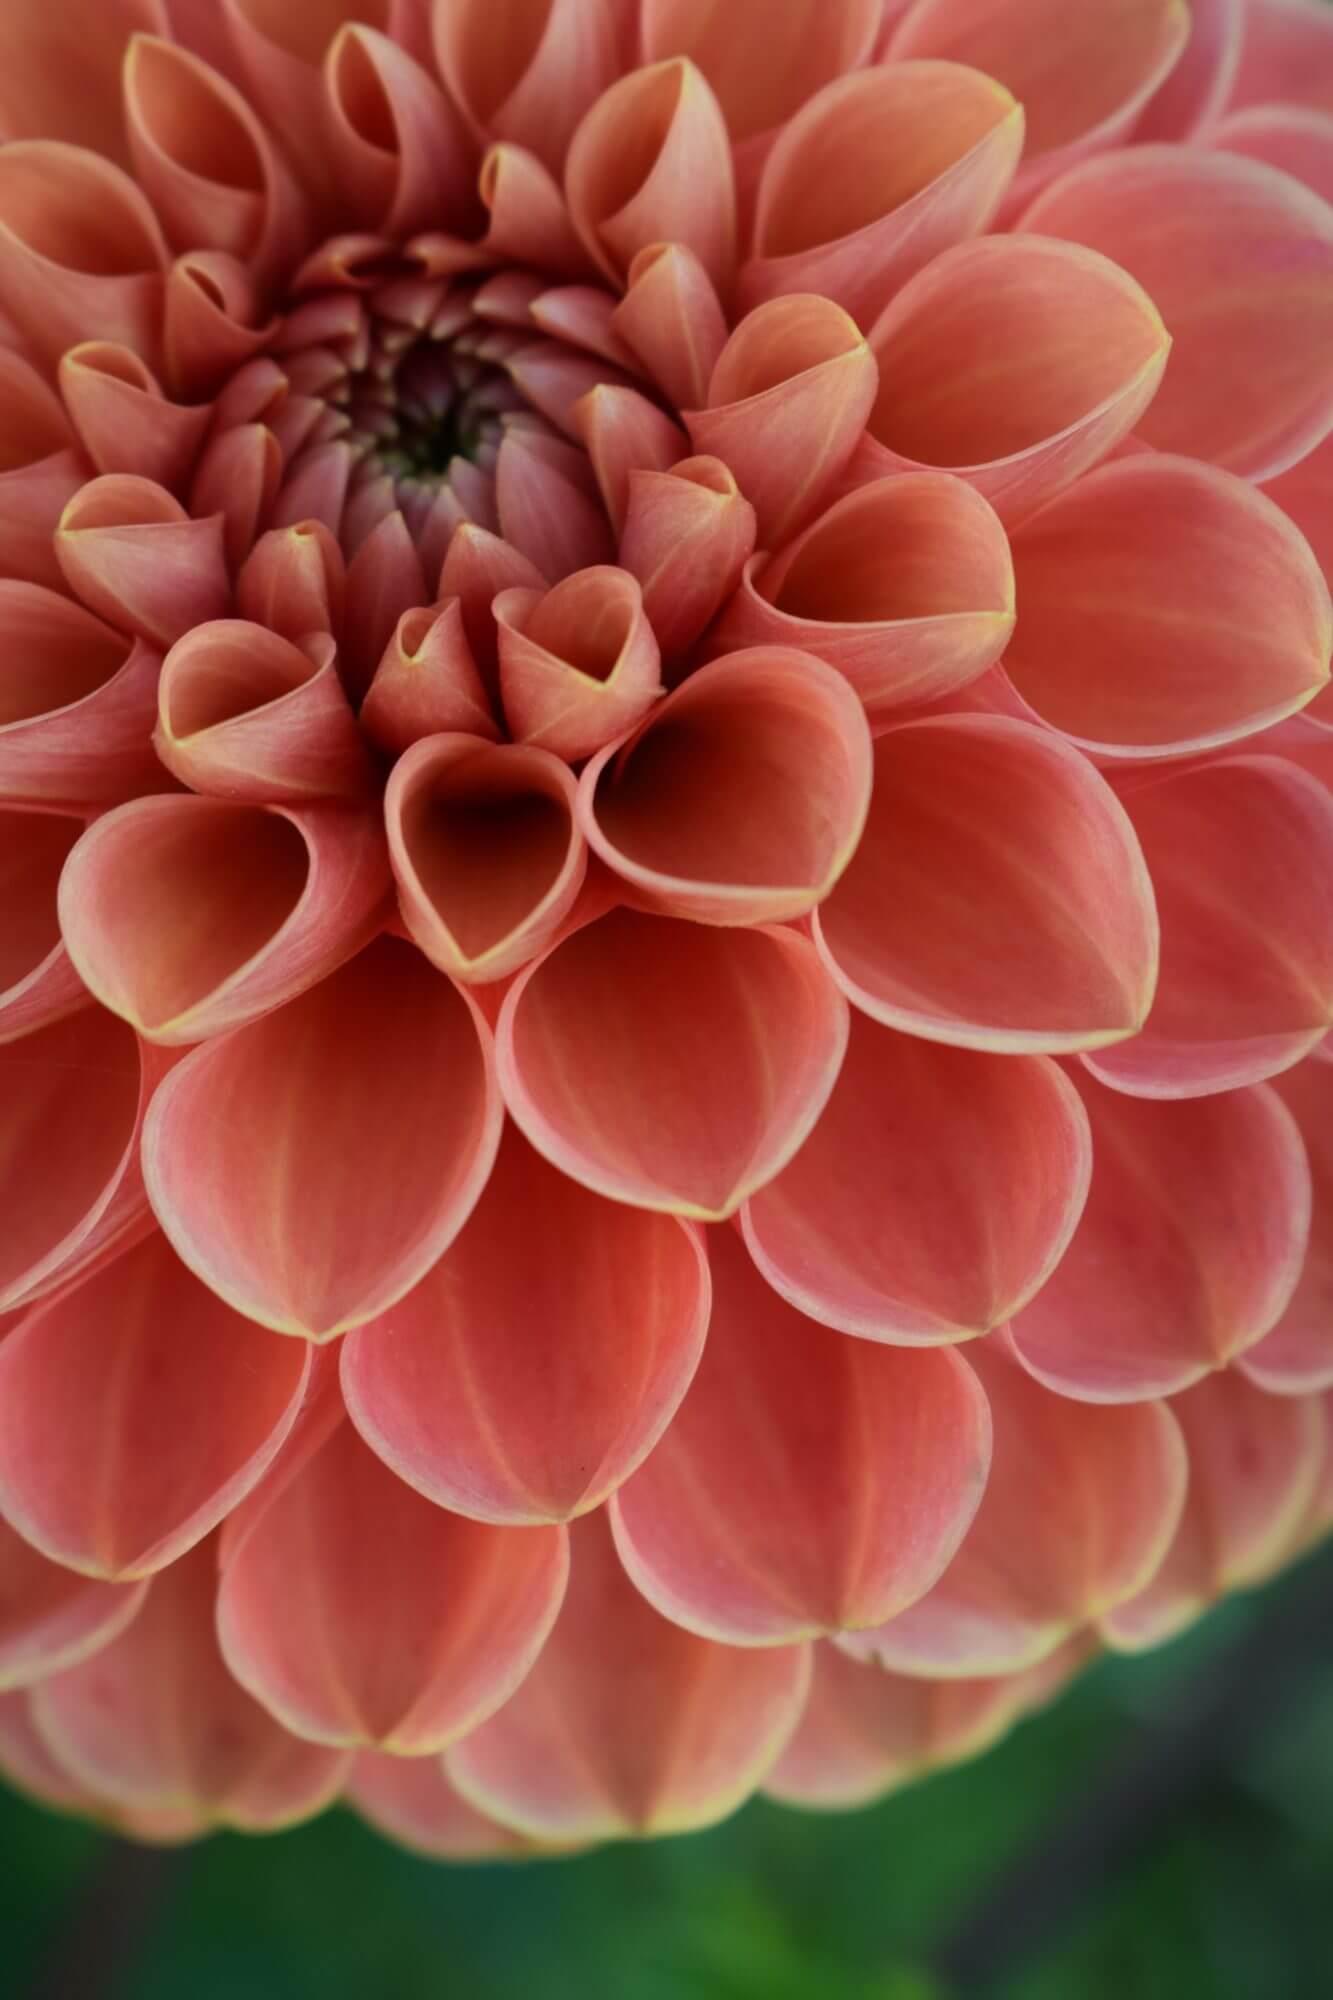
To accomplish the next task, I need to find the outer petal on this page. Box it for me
[216,1415,568,1753]
[0,1233,310,1579]
[323,25,474,239]
[497,907,849,1220]
[1208,105,1333,207]
[59,795,393,1043]
[58,342,210,495]
[814,717,1159,1053]
[346,1752,535,1859]
[742,1012,1091,1346]
[0,1522,146,1693]
[1241,1060,1333,1393]
[0,1690,96,1816]
[0,582,163,805]
[237,519,346,643]
[0,0,165,168]
[495,564,663,761]
[640,0,879,144]
[477,143,594,281]
[1019,147,1333,481]
[446,1512,811,1843]
[0,808,88,1043]
[1229,0,1333,116]
[0,350,88,591]
[1009,1075,1313,1401]
[163,248,274,399]
[56,474,231,649]
[143,935,503,1338]
[361,599,499,752]
[342,1123,708,1524]
[431,0,620,176]
[1135,0,1244,140]
[616,454,756,662]
[611,242,728,413]
[573,384,687,536]
[840,1340,1187,1676]
[437,522,548,676]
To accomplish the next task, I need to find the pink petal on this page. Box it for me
[477,143,594,281]
[0,808,89,1043]
[58,342,210,495]
[0,0,164,169]
[841,1340,1186,1675]
[0,349,87,592]
[436,521,548,673]
[494,426,615,580]
[431,0,620,176]
[361,598,499,752]
[1089,757,1333,1097]
[216,1415,568,1752]
[1009,1074,1312,1401]
[706,474,1014,717]
[860,235,1170,526]
[497,907,848,1219]
[617,454,756,663]
[236,519,346,641]
[506,342,642,443]
[346,1751,536,1859]
[1241,1059,1333,1393]
[742,1011,1091,1346]
[578,646,871,925]
[323,24,475,239]
[59,794,392,1044]
[189,421,282,571]
[143,935,503,1337]
[0,1233,310,1579]
[163,248,274,399]
[495,564,662,761]
[385,730,587,983]
[743,62,1023,327]
[573,385,687,535]
[341,509,430,701]
[56,474,230,649]
[1135,0,1244,140]
[342,1122,708,1524]
[0,1689,101,1815]
[1229,0,1333,116]
[815,716,1158,1054]
[1208,105,1333,207]
[640,0,879,144]
[1019,146,1333,481]
[445,1511,811,1842]
[529,283,641,369]
[610,242,728,412]
[0,1521,146,1692]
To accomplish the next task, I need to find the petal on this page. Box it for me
[1019,146,1333,481]
[361,599,499,752]
[495,564,662,761]
[1241,1059,1333,1393]
[573,384,687,536]
[1088,757,1333,1096]
[0,350,84,592]
[58,342,211,495]
[814,716,1159,1054]
[1230,0,1333,116]
[0,808,88,1043]
[216,1415,568,1752]
[323,24,474,239]
[236,519,346,643]
[437,523,549,680]
[431,0,620,176]
[445,1511,811,1842]
[56,474,231,649]
[342,1123,708,1524]
[0,0,165,169]
[477,143,594,281]
[610,242,728,412]
[494,427,615,581]
[577,646,871,925]
[59,795,393,1044]
[1209,105,1333,208]
[385,731,587,983]
[617,454,756,663]
[143,935,503,1338]
[0,1522,146,1693]
[0,1233,310,1579]
[0,582,162,805]
[498,907,849,1220]
[341,509,429,701]
[640,0,879,143]
[0,1690,94,1815]
[1135,0,1244,140]
[346,1752,535,1859]
[190,419,283,570]
[163,248,274,400]
[742,1012,1091,1346]
[1009,1074,1312,1401]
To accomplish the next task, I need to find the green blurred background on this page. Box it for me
[3,1543,1331,2000]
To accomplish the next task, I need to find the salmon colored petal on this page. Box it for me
[190,421,282,572]
[529,283,639,367]
[498,907,848,1220]
[743,63,1023,327]
[56,475,230,649]
[236,519,346,642]
[706,474,1014,717]
[0,142,168,368]
[143,935,503,1338]
[0,350,83,590]
[564,58,736,293]
[573,385,687,536]
[59,795,393,1044]
[685,295,878,548]
[610,1225,989,1645]
[32,1541,350,1828]
[742,1012,1091,1346]
[0,1689,98,1815]
[1009,1074,1312,1401]
[445,1511,811,1842]
[578,646,871,925]
[0,1521,146,1692]
[341,509,429,700]
[815,717,1158,1054]
[342,1122,708,1524]
[641,0,879,144]
[346,1752,536,1859]
[431,0,620,176]
[385,731,586,983]
[507,343,644,443]
[163,249,274,400]
[1019,147,1333,481]
[0,0,164,169]
[0,1234,310,1579]
[610,242,728,412]
[436,521,548,675]
[889,0,1188,206]
[361,599,498,752]
[617,454,756,663]
[0,808,89,1043]
[58,343,210,496]
[1136,0,1244,140]
[495,564,662,761]
[1004,455,1332,758]
[1241,1060,1333,1394]
[216,1415,568,1752]
[1209,105,1333,207]
[1089,757,1333,1097]
[477,143,594,281]
[1230,0,1333,116]
[0,1008,156,1316]
[1100,1372,1325,1649]
[323,24,475,239]
[840,1340,1187,1676]
[860,236,1170,526]
[494,427,615,581]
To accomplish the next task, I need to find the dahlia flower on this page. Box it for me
[0,0,1331,1859]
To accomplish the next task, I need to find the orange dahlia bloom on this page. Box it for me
[1,0,1332,1855]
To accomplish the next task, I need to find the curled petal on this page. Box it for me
[217,1415,568,1752]
[1089,758,1333,1096]
[236,519,346,641]
[163,249,273,400]
[498,906,849,1219]
[323,24,475,239]
[1209,105,1333,207]
[742,1012,1091,1346]
[0,1690,96,1816]
[1242,1061,1333,1393]
[617,454,756,662]
[610,1225,989,1645]
[707,474,1014,716]
[507,342,644,442]
[565,58,736,292]
[1230,0,1333,116]
[841,1341,1186,1676]
[477,143,593,280]
[0,0,164,168]
[861,235,1170,526]
[0,808,88,1043]
[1004,455,1332,757]
[57,475,230,649]
[191,422,282,572]
[685,295,878,547]
[1009,1075,1312,1401]
[578,646,871,925]
[431,0,620,176]
[610,242,728,412]
[143,935,503,1337]
[0,583,162,804]
[59,795,392,1044]
[529,283,638,367]
[341,508,429,701]
[573,385,688,536]
[641,0,879,144]
[1019,146,1333,481]
[446,1511,811,1843]
[59,343,210,495]
[743,63,1023,326]
[495,565,662,761]
[494,427,615,581]
[0,1522,146,1693]
[0,350,86,591]
[436,521,547,676]
[386,732,586,983]
[815,717,1159,1054]
[342,1122,708,1524]
[346,1753,536,1860]
[361,599,498,752]
[0,1233,309,1579]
